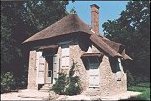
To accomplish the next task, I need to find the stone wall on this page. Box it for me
[68,41,127,96]
[99,56,127,96]
[27,50,38,90]
[27,40,127,95]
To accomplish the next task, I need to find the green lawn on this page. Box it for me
[128,82,150,100]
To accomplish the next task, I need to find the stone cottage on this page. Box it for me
[23,4,132,96]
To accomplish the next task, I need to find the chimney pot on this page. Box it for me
[90,4,100,9]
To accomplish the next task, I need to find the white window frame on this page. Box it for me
[118,58,124,73]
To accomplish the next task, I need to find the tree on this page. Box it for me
[1,0,69,89]
[102,1,150,77]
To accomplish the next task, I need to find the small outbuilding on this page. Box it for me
[23,4,132,96]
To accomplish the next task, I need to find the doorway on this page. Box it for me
[45,54,60,84]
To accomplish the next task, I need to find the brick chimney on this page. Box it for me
[90,4,100,34]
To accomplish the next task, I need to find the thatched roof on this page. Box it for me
[23,14,132,60]
[23,14,92,43]
[101,36,123,52]
[90,34,122,57]
[90,34,132,60]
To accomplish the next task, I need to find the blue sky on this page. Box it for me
[66,1,128,34]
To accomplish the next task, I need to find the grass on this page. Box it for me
[127,82,150,100]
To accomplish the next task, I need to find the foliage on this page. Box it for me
[65,76,81,95]
[70,7,77,14]
[128,82,150,100]
[102,1,150,77]
[52,74,81,95]
[126,70,150,87]
[1,0,68,70]
[52,62,82,95]
[15,67,28,89]
[133,74,150,84]
[1,72,16,93]
[65,62,81,95]
[126,70,135,86]
[52,73,67,95]
[1,0,69,90]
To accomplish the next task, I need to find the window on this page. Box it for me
[88,57,98,63]
[109,58,120,73]
[109,57,124,81]
[61,45,70,68]
[87,57,99,69]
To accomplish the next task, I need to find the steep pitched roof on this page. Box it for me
[23,14,92,43]
[90,34,132,60]
[90,34,122,57]
[23,14,132,60]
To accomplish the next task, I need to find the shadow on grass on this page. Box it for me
[126,82,150,101]
[120,97,150,101]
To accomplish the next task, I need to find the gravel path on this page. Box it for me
[1,92,21,100]
[56,91,142,100]
[1,90,141,100]
[1,89,49,100]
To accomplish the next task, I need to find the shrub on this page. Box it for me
[65,76,81,95]
[52,62,82,95]
[1,72,16,93]
[126,70,150,87]
[52,73,67,94]
[126,70,135,87]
